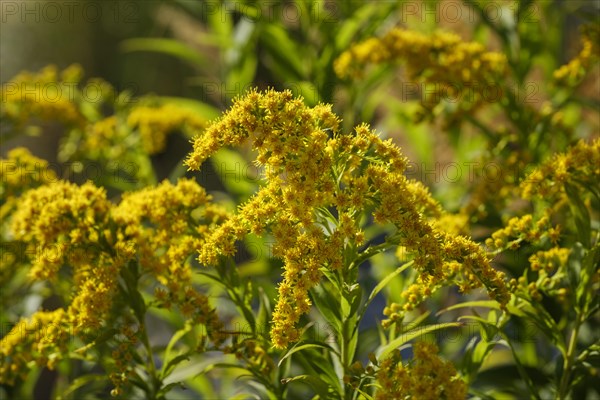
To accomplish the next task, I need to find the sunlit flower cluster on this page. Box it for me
[10,180,111,281]
[335,28,507,120]
[374,342,467,400]
[0,309,69,386]
[485,214,552,252]
[0,178,227,387]
[127,104,206,154]
[0,148,57,223]
[186,89,508,348]
[521,138,600,201]
[0,64,107,129]
[554,24,599,84]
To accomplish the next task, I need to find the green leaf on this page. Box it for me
[360,261,413,320]
[472,339,498,370]
[57,374,107,399]
[458,315,499,342]
[120,38,207,68]
[226,19,258,93]
[161,352,192,379]
[278,342,339,367]
[437,300,502,315]
[341,283,361,320]
[311,283,342,334]
[73,328,119,354]
[565,183,591,248]
[210,148,258,201]
[254,287,271,337]
[156,96,220,122]
[282,374,333,399]
[259,24,305,81]
[161,324,193,378]
[577,242,600,313]
[286,81,321,106]
[377,322,463,358]
[156,381,185,398]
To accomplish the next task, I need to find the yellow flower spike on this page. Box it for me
[1,64,86,129]
[10,180,110,281]
[521,139,600,200]
[335,28,507,120]
[186,90,509,348]
[374,341,467,400]
[127,104,206,154]
[554,24,599,83]
[0,309,69,386]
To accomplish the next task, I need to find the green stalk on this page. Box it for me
[139,320,161,399]
[557,318,582,400]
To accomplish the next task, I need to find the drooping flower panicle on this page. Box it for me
[186,89,509,348]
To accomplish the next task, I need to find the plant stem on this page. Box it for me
[140,319,160,399]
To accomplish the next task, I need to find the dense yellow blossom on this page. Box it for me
[507,246,572,304]
[1,64,86,129]
[335,28,507,119]
[113,179,225,283]
[0,147,57,198]
[186,89,509,348]
[485,214,551,251]
[529,247,570,273]
[0,147,58,226]
[113,179,228,344]
[521,138,600,200]
[554,24,599,83]
[374,342,467,400]
[1,178,228,386]
[127,104,206,154]
[10,180,111,281]
[0,309,69,386]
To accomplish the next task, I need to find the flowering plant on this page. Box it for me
[1,2,599,399]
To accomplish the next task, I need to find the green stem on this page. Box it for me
[139,319,160,399]
[340,302,357,400]
[500,330,541,400]
[557,315,582,400]
[557,244,599,398]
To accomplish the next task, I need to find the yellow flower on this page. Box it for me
[521,139,599,201]
[10,180,111,281]
[127,104,206,154]
[374,342,467,400]
[1,64,85,129]
[554,24,599,84]
[335,28,507,119]
[0,309,69,385]
[187,89,508,347]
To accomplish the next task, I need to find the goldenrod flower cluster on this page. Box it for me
[1,64,86,129]
[335,28,507,119]
[485,214,551,251]
[374,342,467,400]
[0,178,227,386]
[127,104,206,154]
[0,148,57,222]
[521,138,600,201]
[186,89,508,348]
[81,115,127,159]
[113,179,228,343]
[554,24,599,84]
[486,139,599,309]
[1,65,208,190]
[506,246,572,304]
[10,180,112,282]
[529,247,570,273]
[0,309,69,385]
